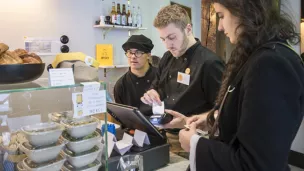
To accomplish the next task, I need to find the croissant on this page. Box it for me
[22,56,41,64]
[0,51,23,64]
[14,48,28,57]
[20,53,42,64]
[0,43,9,56]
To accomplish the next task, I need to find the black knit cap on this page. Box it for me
[122,34,154,53]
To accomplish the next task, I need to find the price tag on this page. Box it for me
[81,82,100,92]
[72,90,107,118]
[49,68,75,87]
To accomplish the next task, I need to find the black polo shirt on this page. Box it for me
[151,39,225,116]
[114,65,157,116]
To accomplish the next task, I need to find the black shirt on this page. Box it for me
[195,42,304,170]
[151,39,225,116]
[114,65,157,116]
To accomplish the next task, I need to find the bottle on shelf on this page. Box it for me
[116,2,121,25]
[110,1,117,25]
[121,4,127,26]
[132,6,137,27]
[137,6,142,28]
[127,4,132,26]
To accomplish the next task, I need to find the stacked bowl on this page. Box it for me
[60,116,102,171]
[19,122,66,171]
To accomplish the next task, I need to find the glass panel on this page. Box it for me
[0,81,108,170]
[0,78,107,94]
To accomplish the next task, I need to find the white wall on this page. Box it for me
[0,0,201,100]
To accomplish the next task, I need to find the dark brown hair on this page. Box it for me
[207,0,300,133]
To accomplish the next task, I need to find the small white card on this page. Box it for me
[177,72,190,85]
[81,82,100,92]
[152,101,165,115]
[114,133,133,155]
[72,90,107,118]
[114,141,133,155]
[107,131,117,142]
[49,68,75,87]
[85,56,95,66]
[105,132,116,157]
[133,129,150,147]
[122,133,134,144]
[107,138,115,157]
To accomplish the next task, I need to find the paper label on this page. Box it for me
[72,90,106,118]
[49,68,75,87]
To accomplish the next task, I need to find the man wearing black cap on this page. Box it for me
[114,34,156,116]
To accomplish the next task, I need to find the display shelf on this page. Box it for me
[0,78,107,94]
[0,78,109,170]
[99,65,129,69]
[94,24,147,39]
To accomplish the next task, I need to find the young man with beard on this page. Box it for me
[114,35,156,117]
[140,4,225,156]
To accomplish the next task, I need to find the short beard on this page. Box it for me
[175,31,189,58]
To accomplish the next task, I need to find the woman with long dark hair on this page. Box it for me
[163,0,304,170]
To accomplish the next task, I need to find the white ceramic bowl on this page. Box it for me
[20,140,65,163]
[17,161,26,171]
[61,131,102,153]
[21,122,64,146]
[22,154,66,171]
[62,146,101,168]
[61,160,101,171]
[61,117,98,138]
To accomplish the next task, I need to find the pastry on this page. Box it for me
[0,43,9,55]
[29,53,42,63]
[0,51,23,64]
[20,53,42,64]
[22,56,41,64]
[14,48,28,57]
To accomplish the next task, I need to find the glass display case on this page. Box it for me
[0,78,109,171]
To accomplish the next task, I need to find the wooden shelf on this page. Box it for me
[94,24,147,30]
[99,65,129,69]
[94,24,147,39]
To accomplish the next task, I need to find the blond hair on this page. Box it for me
[153,4,191,30]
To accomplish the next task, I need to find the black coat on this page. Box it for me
[195,42,304,171]
[114,66,157,116]
[151,40,224,116]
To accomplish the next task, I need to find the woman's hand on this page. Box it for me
[162,109,187,129]
[186,110,217,130]
[179,122,197,152]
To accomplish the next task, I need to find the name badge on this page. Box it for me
[177,72,190,85]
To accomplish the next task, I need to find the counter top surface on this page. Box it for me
[157,152,189,171]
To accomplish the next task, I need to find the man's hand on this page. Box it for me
[162,109,187,129]
[141,89,162,106]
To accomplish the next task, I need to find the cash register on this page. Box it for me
[100,102,170,171]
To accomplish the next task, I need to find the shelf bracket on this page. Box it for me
[102,27,113,39]
[104,68,107,77]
